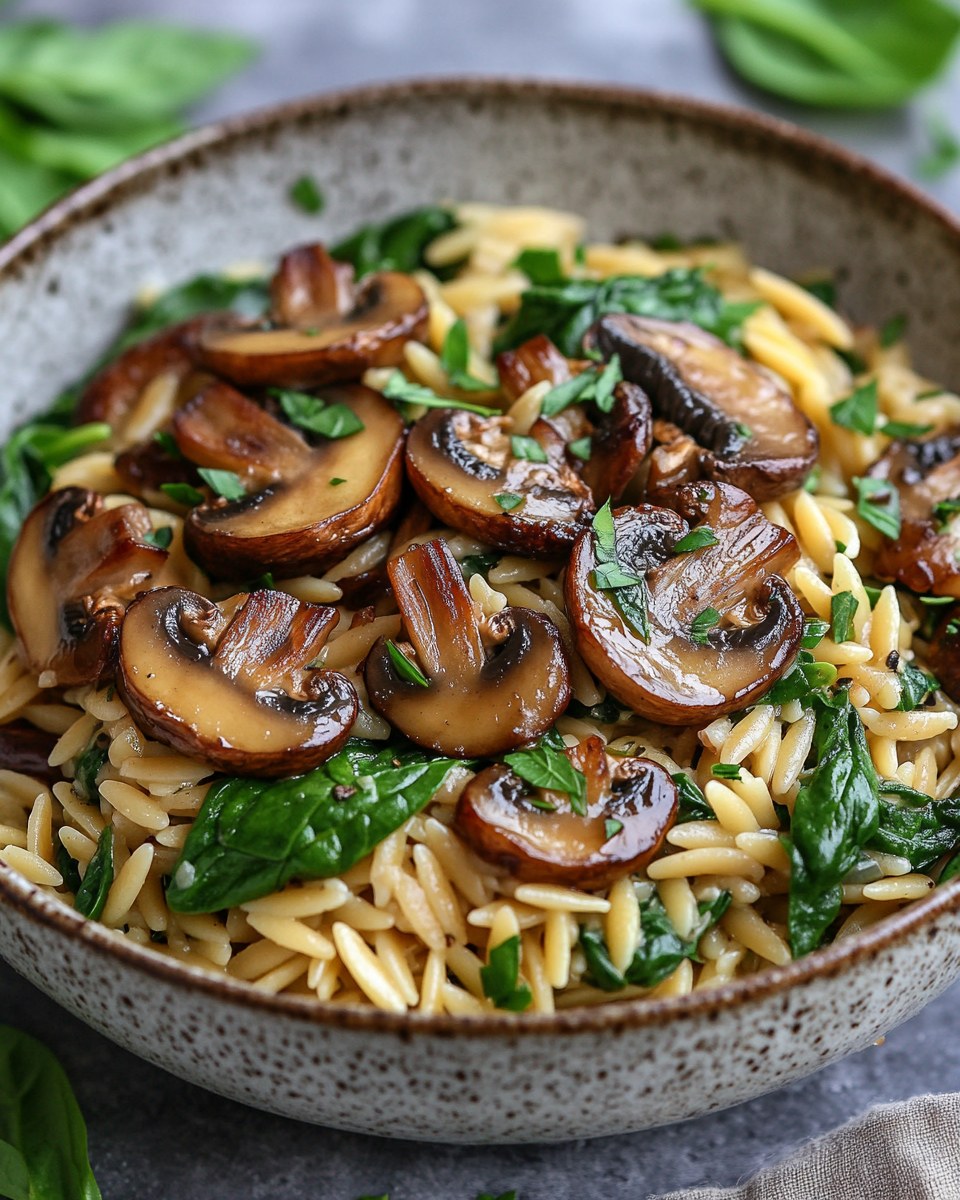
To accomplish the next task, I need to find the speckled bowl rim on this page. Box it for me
[3,76,960,1039]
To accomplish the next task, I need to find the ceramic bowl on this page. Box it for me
[2,80,960,1144]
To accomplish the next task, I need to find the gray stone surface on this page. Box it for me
[3,1,960,1196]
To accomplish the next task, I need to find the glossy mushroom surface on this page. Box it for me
[869,429,960,596]
[118,586,357,777]
[405,406,592,555]
[7,487,168,686]
[592,315,818,500]
[456,735,677,886]
[172,380,404,578]
[0,722,59,784]
[190,243,428,389]
[565,482,804,723]
[365,538,571,756]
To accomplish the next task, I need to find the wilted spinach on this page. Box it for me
[330,205,456,278]
[74,826,114,921]
[869,790,960,872]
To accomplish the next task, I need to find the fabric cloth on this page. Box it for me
[654,1093,960,1200]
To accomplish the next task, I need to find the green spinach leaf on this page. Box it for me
[869,792,960,872]
[330,205,455,278]
[74,827,113,921]
[0,1025,101,1200]
[480,936,532,1012]
[167,740,466,913]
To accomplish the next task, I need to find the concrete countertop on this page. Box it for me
[3,2,960,1196]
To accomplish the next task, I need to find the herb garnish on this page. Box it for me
[510,435,548,463]
[440,319,495,392]
[289,174,325,214]
[690,607,721,646]
[853,476,901,539]
[512,247,565,285]
[541,356,622,418]
[330,205,456,278]
[591,501,650,643]
[197,467,245,500]
[160,481,204,507]
[568,436,592,461]
[879,313,907,349]
[460,551,500,580]
[271,387,365,439]
[896,662,938,712]
[494,492,524,512]
[74,825,114,920]
[385,641,430,688]
[759,650,838,705]
[143,526,174,550]
[672,772,716,823]
[829,379,877,435]
[830,591,858,644]
[711,763,741,781]
[673,527,719,554]
[504,745,588,816]
[382,372,500,418]
[480,936,532,1012]
[918,111,960,181]
[802,618,830,649]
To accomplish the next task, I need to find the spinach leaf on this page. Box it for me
[786,692,879,957]
[896,662,938,712]
[110,273,269,355]
[493,268,757,357]
[74,827,113,921]
[480,936,532,1012]
[581,890,731,990]
[692,0,960,110]
[72,740,108,803]
[167,740,466,913]
[331,205,456,278]
[671,771,716,823]
[0,1025,101,1200]
[759,649,837,705]
[869,793,960,872]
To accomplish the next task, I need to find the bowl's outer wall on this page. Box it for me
[2,82,960,1140]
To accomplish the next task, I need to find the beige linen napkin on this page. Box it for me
[653,1094,960,1200]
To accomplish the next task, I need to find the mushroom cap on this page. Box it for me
[455,736,677,886]
[189,253,428,389]
[592,315,818,500]
[405,406,592,556]
[7,487,168,687]
[173,380,405,579]
[118,586,358,777]
[869,429,960,596]
[565,482,804,724]
[364,538,571,757]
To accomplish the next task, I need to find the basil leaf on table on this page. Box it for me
[580,890,731,991]
[0,1025,102,1200]
[785,692,880,957]
[167,740,467,913]
[690,0,960,110]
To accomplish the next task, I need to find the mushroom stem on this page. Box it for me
[389,539,485,677]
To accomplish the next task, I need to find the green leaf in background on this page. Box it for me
[0,1025,102,1200]
[331,205,456,277]
[691,0,960,110]
[918,111,960,180]
[166,740,467,913]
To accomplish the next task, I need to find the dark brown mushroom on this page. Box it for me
[455,735,677,886]
[171,380,404,579]
[405,407,592,556]
[7,487,169,687]
[565,481,804,724]
[189,243,428,389]
[364,538,571,756]
[591,315,818,500]
[117,586,358,777]
[0,722,59,784]
[869,429,960,596]
[929,609,960,702]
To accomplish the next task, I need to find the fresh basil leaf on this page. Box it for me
[74,826,114,921]
[673,527,719,554]
[480,935,532,1012]
[580,890,731,991]
[73,740,108,803]
[196,467,245,501]
[853,476,901,539]
[503,745,588,817]
[786,692,880,957]
[494,268,756,357]
[760,649,838,705]
[830,591,858,644]
[692,0,960,109]
[382,372,499,417]
[829,379,877,435]
[869,793,960,871]
[439,319,495,392]
[896,661,938,711]
[690,606,720,646]
[331,205,455,277]
[0,1025,102,1200]
[802,618,830,649]
[167,741,466,913]
[671,771,715,823]
[288,174,324,214]
[512,247,565,285]
[510,435,548,463]
[385,640,429,688]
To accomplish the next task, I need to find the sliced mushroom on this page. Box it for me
[497,333,588,404]
[869,429,960,596]
[565,481,804,723]
[930,609,960,702]
[118,586,357,777]
[456,736,677,886]
[405,407,592,555]
[172,380,404,579]
[591,315,818,500]
[364,539,571,756]
[189,243,428,389]
[0,722,59,784]
[7,487,168,687]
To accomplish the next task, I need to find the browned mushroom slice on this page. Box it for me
[171,381,404,579]
[189,243,428,389]
[565,482,804,724]
[869,429,960,596]
[456,736,677,886]
[0,722,59,784]
[364,539,571,756]
[118,587,358,777]
[405,407,592,556]
[592,315,818,500]
[929,609,960,702]
[496,333,588,403]
[7,487,168,687]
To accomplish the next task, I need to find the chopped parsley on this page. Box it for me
[604,818,624,841]
[382,371,500,417]
[494,492,524,512]
[567,436,592,461]
[690,606,720,646]
[197,467,246,500]
[934,496,960,529]
[510,435,548,463]
[541,355,622,417]
[879,313,907,349]
[152,429,182,458]
[896,661,938,711]
[504,745,588,816]
[160,481,204,507]
[512,247,565,285]
[143,526,174,550]
[711,763,742,781]
[590,501,650,643]
[802,618,830,648]
[853,476,901,539]
[829,379,877,435]
[881,419,934,439]
[830,591,858,644]
[673,527,719,554]
[440,319,494,392]
[271,387,365,439]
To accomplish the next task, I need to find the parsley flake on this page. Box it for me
[382,372,500,417]
[494,492,524,512]
[690,606,720,646]
[831,591,859,644]
[197,467,245,500]
[568,436,592,461]
[512,247,564,285]
[673,527,719,554]
[830,379,877,435]
[802,618,830,648]
[604,818,624,841]
[143,526,173,550]
[510,435,548,463]
[882,419,934,439]
[504,745,588,816]
[271,387,365,439]
[712,763,742,781]
[288,174,325,214]
[879,313,907,349]
[440,319,495,392]
[161,481,204,507]
[854,476,901,539]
